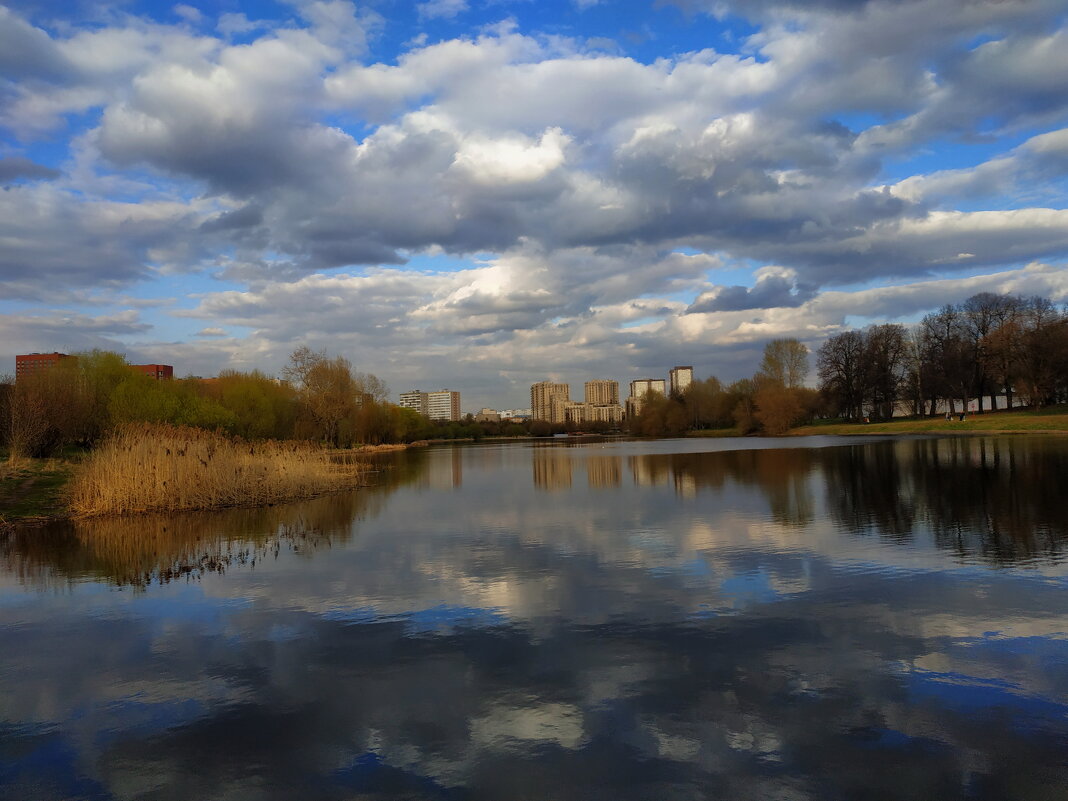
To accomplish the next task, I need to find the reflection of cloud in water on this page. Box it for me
[2,437,1068,799]
[472,701,586,751]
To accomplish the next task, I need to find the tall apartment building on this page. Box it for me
[629,378,666,399]
[530,381,570,423]
[399,390,427,414]
[426,390,461,422]
[15,352,70,380]
[570,403,625,424]
[669,366,693,396]
[398,390,461,421]
[626,378,666,418]
[584,379,619,406]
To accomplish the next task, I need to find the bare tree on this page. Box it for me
[282,347,359,447]
[1016,297,1067,407]
[817,331,866,420]
[920,305,971,414]
[354,372,389,404]
[8,374,55,458]
[0,375,11,451]
[976,296,1024,411]
[962,293,1020,412]
[759,338,809,388]
[863,325,910,420]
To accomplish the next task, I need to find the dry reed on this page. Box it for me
[68,423,366,517]
[354,442,412,453]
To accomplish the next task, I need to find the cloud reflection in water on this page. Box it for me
[1,436,1067,800]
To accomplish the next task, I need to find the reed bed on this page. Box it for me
[68,423,366,517]
[353,442,413,453]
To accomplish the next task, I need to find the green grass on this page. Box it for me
[790,406,1068,437]
[686,428,744,438]
[0,457,76,525]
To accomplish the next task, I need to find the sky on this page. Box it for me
[1,0,1067,411]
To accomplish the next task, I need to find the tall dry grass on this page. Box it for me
[68,423,366,517]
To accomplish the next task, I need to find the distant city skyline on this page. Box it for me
[2,1,1067,409]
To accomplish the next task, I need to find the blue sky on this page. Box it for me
[1,0,1067,408]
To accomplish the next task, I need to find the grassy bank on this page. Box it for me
[68,424,366,517]
[0,457,76,526]
[790,406,1068,436]
[687,428,743,438]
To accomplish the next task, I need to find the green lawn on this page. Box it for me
[790,406,1068,436]
[0,457,76,525]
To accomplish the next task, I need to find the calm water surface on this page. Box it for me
[2,436,1068,800]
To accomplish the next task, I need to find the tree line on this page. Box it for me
[627,338,819,437]
[0,345,566,459]
[819,292,1068,420]
[4,291,1065,456]
[623,291,1067,435]
[0,348,418,458]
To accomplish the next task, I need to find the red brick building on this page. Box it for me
[15,352,70,380]
[15,353,173,381]
[132,364,174,380]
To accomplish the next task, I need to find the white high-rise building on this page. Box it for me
[426,390,461,422]
[399,390,427,414]
[399,389,461,421]
[629,378,666,399]
[669,366,694,396]
[627,378,666,418]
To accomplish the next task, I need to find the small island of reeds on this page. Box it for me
[67,423,365,518]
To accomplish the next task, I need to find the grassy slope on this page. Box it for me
[790,406,1068,436]
[0,458,76,524]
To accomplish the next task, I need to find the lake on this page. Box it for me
[2,435,1067,800]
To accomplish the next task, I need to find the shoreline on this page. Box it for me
[788,412,1068,437]
[5,418,1067,528]
[790,428,1068,437]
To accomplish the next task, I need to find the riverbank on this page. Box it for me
[790,406,1068,436]
[0,457,76,528]
[0,433,441,526]
[5,412,1066,526]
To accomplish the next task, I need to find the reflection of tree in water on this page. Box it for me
[822,440,918,541]
[823,437,1068,564]
[909,437,1066,564]
[1,448,428,589]
[629,449,816,526]
[629,438,1068,564]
